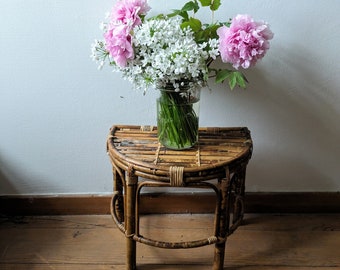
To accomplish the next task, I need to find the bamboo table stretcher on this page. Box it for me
[107,125,253,270]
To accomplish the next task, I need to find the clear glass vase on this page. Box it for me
[157,82,201,150]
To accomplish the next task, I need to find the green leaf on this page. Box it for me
[199,23,220,40]
[198,0,221,10]
[198,0,211,7]
[181,17,202,32]
[215,70,248,90]
[182,1,199,13]
[215,69,232,84]
[194,24,212,43]
[168,9,189,20]
[147,13,166,20]
[229,73,237,90]
[167,11,178,18]
[210,0,221,11]
[235,72,248,89]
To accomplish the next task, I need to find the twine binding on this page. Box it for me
[140,125,154,132]
[169,166,184,187]
[154,143,162,165]
[196,144,201,166]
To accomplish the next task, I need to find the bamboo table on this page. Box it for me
[107,125,253,270]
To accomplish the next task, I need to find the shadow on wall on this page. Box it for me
[0,157,19,195]
[0,171,17,194]
[0,153,50,195]
[0,149,64,195]
[244,44,339,191]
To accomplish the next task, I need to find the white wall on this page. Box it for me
[0,0,339,195]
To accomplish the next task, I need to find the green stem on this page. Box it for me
[157,89,199,149]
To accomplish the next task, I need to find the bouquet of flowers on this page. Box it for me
[91,0,273,149]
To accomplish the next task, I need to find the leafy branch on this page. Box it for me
[168,0,221,41]
[167,0,249,90]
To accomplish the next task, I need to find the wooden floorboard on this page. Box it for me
[0,214,339,269]
[0,266,338,270]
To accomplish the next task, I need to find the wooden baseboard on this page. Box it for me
[0,192,339,215]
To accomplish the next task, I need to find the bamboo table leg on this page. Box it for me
[125,167,138,270]
[113,168,124,223]
[213,169,231,270]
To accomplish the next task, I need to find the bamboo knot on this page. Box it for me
[126,164,137,185]
[127,164,135,177]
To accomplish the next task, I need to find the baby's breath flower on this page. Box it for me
[90,40,109,69]
[111,16,213,92]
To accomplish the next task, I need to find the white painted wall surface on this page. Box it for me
[0,0,339,195]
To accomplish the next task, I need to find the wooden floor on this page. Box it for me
[0,214,339,269]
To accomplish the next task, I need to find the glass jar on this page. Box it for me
[157,82,201,150]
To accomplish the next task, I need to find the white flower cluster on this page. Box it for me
[90,39,109,70]
[117,17,219,92]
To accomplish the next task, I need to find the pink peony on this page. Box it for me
[110,0,150,27]
[217,14,273,69]
[104,24,134,67]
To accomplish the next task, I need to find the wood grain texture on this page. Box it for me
[0,214,339,269]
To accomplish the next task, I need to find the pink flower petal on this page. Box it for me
[217,14,274,69]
